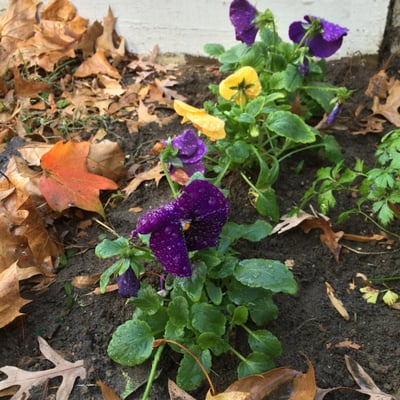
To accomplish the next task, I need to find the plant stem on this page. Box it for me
[160,159,178,198]
[213,160,231,186]
[229,345,247,363]
[369,276,400,282]
[141,343,165,400]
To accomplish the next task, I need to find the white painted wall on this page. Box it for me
[0,0,391,58]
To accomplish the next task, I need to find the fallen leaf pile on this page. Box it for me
[353,62,400,134]
[0,0,186,328]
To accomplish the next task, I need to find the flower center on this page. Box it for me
[181,220,191,231]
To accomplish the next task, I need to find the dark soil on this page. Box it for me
[1,54,400,400]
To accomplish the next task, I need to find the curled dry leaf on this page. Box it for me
[208,358,316,400]
[325,282,350,321]
[74,50,121,79]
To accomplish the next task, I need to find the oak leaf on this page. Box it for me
[0,262,31,328]
[74,49,121,79]
[122,163,164,198]
[95,7,125,61]
[39,141,118,216]
[0,336,86,399]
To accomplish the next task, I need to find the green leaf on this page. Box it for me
[175,261,207,302]
[100,258,130,293]
[230,305,249,326]
[321,134,343,163]
[95,237,129,258]
[234,259,297,294]
[253,187,280,221]
[248,330,282,357]
[167,296,189,327]
[177,346,211,391]
[237,113,256,124]
[107,320,153,366]
[197,332,230,355]
[207,255,238,279]
[237,352,275,378]
[205,281,223,305]
[305,82,337,112]
[226,140,252,163]
[269,64,302,91]
[219,43,248,65]
[227,281,279,325]
[246,96,266,117]
[191,303,226,336]
[164,321,185,342]
[249,296,279,325]
[267,111,316,143]
[218,220,272,254]
[132,284,162,315]
[204,43,225,58]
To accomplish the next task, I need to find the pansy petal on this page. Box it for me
[175,180,230,251]
[149,222,192,277]
[320,18,348,42]
[171,129,207,163]
[188,111,226,140]
[229,0,258,45]
[132,203,178,236]
[309,35,343,58]
[288,21,307,44]
[116,267,140,298]
[184,208,230,250]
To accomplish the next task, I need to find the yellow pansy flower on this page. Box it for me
[174,100,226,140]
[219,66,262,105]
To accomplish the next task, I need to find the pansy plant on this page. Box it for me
[198,1,353,220]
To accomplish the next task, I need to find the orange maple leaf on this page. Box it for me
[39,141,118,216]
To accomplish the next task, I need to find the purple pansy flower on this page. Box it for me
[169,129,207,176]
[289,16,348,58]
[298,58,310,76]
[229,0,258,45]
[326,102,343,125]
[132,180,230,277]
[116,267,140,298]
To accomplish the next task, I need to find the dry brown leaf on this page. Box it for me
[13,67,51,98]
[289,356,316,400]
[352,114,386,135]
[365,69,389,99]
[40,0,76,21]
[87,140,126,182]
[325,282,350,321]
[95,7,125,62]
[74,50,121,79]
[301,218,343,262]
[71,273,101,289]
[137,99,161,127]
[212,367,301,400]
[122,163,164,198]
[341,233,385,242]
[371,78,400,127]
[88,283,118,295]
[0,0,39,55]
[168,379,197,400]
[271,210,314,235]
[76,20,103,58]
[96,379,121,400]
[0,262,31,328]
[0,336,86,398]
[335,340,361,350]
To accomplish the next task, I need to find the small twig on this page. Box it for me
[342,244,400,255]
[93,218,120,238]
